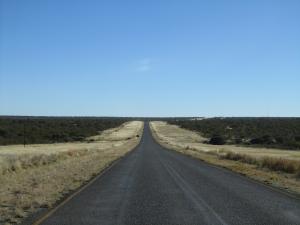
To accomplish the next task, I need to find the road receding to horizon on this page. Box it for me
[26,123,300,225]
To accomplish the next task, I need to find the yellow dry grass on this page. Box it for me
[150,121,300,160]
[150,121,300,196]
[0,121,142,174]
[0,121,144,225]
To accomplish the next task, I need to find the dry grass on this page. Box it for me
[0,121,142,175]
[0,149,87,175]
[150,121,300,196]
[86,120,142,141]
[150,121,300,160]
[0,121,144,225]
[220,151,300,174]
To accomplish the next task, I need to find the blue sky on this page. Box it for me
[1,0,299,117]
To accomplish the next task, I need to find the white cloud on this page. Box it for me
[135,58,151,72]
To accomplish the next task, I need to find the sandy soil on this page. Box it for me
[0,121,144,225]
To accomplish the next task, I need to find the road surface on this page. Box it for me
[34,123,300,225]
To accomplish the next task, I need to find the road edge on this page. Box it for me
[21,122,145,225]
[149,122,300,200]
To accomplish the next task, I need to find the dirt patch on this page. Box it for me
[0,121,144,225]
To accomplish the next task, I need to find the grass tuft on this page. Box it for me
[221,151,300,175]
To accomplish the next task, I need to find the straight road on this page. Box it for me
[35,123,300,225]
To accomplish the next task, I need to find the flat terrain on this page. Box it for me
[169,117,300,150]
[0,121,143,224]
[28,123,300,225]
[151,121,300,160]
[0,121,143,174]
[0,116,127,145]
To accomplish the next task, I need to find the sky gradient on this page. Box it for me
[1,0,300,117]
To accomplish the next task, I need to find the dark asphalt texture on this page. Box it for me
[40,123,300,225]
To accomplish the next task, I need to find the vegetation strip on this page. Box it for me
[169,117,300,150]
[221,151,300,177]
[0,116,127,145]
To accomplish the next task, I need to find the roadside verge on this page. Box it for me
[0,121,144,225]
[150,121,300,198]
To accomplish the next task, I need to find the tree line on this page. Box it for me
[169,117,300,150]
[0,116,127,145]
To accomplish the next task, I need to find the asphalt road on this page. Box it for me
[37,123,300,225]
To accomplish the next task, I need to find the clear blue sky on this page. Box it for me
[1,0,299,117]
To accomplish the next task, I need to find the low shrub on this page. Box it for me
[250,135,276,145]
[169,117,300,150]
[0,116,127,145]
[209,135,226,145]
